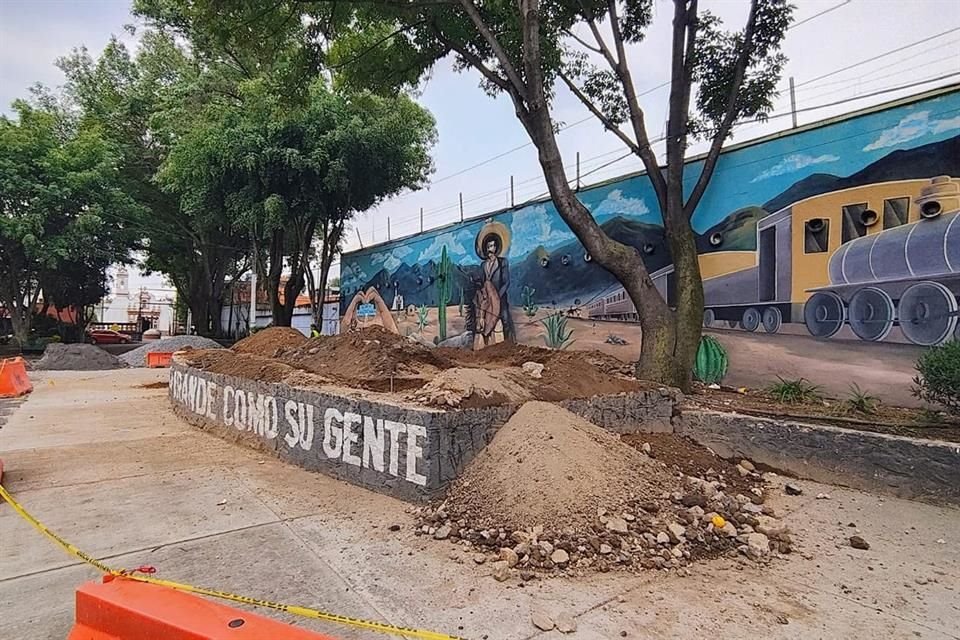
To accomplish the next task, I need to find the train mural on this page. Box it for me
[340,84,960,349]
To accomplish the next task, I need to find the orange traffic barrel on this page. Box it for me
[0,357,32,398]
[68,577,338,640]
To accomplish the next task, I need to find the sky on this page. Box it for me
[2,0,959,284]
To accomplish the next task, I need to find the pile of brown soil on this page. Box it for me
[277,326,454,391]
[232,327,308,357]
[417,402,788,575]
[621,432,758,495]
[182,350,302,384]
[413,368,535,409]
[444,401,678,531]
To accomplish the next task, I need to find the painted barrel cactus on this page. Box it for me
[694,335,729,384]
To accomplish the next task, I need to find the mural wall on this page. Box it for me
[341,86,960,350]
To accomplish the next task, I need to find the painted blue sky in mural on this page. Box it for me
[342,87,960,289]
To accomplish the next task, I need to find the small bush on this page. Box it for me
[845,383,878,414]
[541,313,574,349]
[912,339,960,415]
[767,376,823,404]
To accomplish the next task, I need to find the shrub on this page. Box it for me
[767,376,823,404]
[845,383,878,414]
[912,339,960,415]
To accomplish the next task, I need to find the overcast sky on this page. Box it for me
[2,0,959,281]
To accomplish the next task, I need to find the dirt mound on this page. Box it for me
[33,343,125,371]
[182,350,301,384]
[413,368,535,408]
[232,327,308,357]
[444,402,676,530]
[277,326,454,391]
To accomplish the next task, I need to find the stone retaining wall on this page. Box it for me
[679,409,960,505]
[169,363,513,501]
[169,362,681,502]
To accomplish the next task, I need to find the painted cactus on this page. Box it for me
[693,335,729,384]
[436,246,452,341]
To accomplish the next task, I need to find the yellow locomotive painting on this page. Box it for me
[589,176,960,346]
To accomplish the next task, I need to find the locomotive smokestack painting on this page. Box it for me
[340,85,960,350]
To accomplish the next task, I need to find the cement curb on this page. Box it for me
[678,408,960,505]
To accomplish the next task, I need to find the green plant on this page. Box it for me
[766,376,823,404]
[912,339,960,415]
[541,313,574,349]
[521,285,539,317]
[693,335,728,384]
[845,383,879,414]
[416,304,429,334]
[436,246,452,341]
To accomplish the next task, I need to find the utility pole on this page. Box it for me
[355,227,364,249]
[459,192,464,222]
[387,217,391,241]
[789,76,798,129]
[248,242,258,335]
[576,153,581,191]
[420,207,424,233]
[510,176,515,207]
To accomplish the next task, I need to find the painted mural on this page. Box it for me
[341,85,960,350]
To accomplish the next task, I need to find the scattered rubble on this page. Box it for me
[413,402,791,579]
[785,483,803,496]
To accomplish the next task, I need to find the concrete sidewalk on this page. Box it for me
[0,369,957,639]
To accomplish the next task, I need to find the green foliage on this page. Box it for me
[766,377,823,404]
[416,304,429,333]
[521,286,539,317]
[912,340,960,415]
[0,101,140,341]
[845,383,879,414]
[693,335,728,384]
[541,313,574,349]
[436,246,453,341]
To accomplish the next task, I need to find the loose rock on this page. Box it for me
[491,561,511,582]
[739,460,756,472]
[849,536,870,550]
[434,525,452,540]
[551,548,570,565]
[555,612,577,634]
[521,362,545,379]
[500,547,519,568]
[784,483,803,496]
[606,517,629,534]
[531,610,555,631]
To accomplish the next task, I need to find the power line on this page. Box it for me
[795,26,960,88]
[789,0,851,29]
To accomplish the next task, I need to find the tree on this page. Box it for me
[157,78,435,326]
[156,0,792,389]
[56,32,252,337]
[0,102,139,343]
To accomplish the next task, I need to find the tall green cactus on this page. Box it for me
[693,335,729,384]
[437,245,452,341]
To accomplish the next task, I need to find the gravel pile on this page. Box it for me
[119,335,223,367]
[33,344,126,371]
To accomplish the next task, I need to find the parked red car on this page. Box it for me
[86,329,132,345]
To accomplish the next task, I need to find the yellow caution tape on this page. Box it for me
[0,483,467,640]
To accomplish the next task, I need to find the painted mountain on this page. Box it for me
[695,206,766,254]
[511,215,670,305]
[762,134,960,212]
[348,258,475,310]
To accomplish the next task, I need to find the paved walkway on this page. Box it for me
[1,370,957,639]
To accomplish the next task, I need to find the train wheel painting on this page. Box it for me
[740,307,761,332]
[804,291,845,338]
[848,287,895,342]
[703,309,716,328]
[761,307,782,333]
[898,281,959,346]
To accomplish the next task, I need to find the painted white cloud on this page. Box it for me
[341,262,369,286]
[751,153,840,182]
[863,110,960,152]
[509,205,574,258]
[591,189,650,219]
[370,245,412,272]
[417,228,473,263]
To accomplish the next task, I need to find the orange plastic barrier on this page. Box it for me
[68,577,338,640]
[147,352,173,368]
[0,357,32,398]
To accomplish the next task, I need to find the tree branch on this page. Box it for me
[559,72,640,155]
[584,15,619,69]
[606,0,667,208]
[563,28,603,55]
[684,0,758,217]
[456,0,529,102]
[431,26,512,94]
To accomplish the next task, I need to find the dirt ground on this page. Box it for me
[1,370,958,639]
